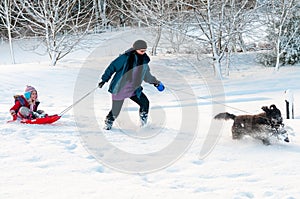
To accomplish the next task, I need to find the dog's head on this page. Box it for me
[261,104,283,128]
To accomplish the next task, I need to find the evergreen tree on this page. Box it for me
[280,11,300,65]
[258,0,300,68]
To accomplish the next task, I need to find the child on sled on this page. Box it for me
[9,85,47,121]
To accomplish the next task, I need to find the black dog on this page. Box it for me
[214,104,289,145]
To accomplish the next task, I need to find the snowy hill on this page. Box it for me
[0,29,300,199]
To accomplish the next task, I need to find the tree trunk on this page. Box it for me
[238,33,247,52]
[151,25,162,56]
[50,52,58,66]
[99,0,108,28]
[225,47,232,77]
[7,26,15,64]
[214,58,223,80]
[275,36,281,70]
[93,0,100,31]
[211,40,223,79]
[4,0,15,64]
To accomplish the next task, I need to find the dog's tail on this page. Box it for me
[214,112,236,120]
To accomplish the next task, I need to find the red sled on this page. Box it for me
[20,114,61,124]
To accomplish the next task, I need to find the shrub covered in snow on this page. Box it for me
[258,5,300,67]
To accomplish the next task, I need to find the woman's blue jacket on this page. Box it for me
[101,48,159,98]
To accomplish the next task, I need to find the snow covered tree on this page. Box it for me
[0,0,20,64]
[262,0,300,69]
[111,0,186,55]
[185,0,258,79]
[159,2,194,54]
[93,0,110,31]
[111,0,259,78]
[280,11,300,65]
[15,0,96,66]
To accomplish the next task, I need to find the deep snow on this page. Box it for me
[0,29,300,199]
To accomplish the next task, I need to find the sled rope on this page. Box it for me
[59,86,98,116]
[169,87,252,114]
[164,57,252,114]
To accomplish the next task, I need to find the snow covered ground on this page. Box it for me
[0,29,300,199]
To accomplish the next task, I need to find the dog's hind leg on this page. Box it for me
[232,127,243,140]
[231,122,244,140]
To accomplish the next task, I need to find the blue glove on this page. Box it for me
[154,82,165,92]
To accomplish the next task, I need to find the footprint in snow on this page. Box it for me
[65,143,77,150]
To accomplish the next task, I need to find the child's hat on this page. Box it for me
[24,85,37,99]
[25,85,36,93]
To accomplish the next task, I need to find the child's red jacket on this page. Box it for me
[10,95,39,114]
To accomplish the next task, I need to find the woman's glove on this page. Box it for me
[98,81,105,88]
[154,82,165,92]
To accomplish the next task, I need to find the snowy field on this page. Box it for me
[0,29,300,199]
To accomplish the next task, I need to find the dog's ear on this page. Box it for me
[270,104,277,110]
[261,106,269,112]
